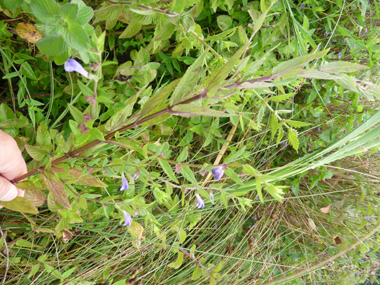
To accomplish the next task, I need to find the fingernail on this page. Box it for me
[0,185,18,201]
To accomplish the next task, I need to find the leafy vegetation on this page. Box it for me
[0,0,380,284]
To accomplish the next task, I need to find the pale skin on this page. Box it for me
[0,130,27,204]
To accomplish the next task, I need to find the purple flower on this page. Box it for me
[252,216,257,220]
[365,216,370,221]
[300,3,305,7]
[195,193,205,209]
[120,172,129,191]
[262,158,266,163]
[255,195,260,200]
[131,170,139,180]
[318,127,321,132]
[284,142,288,148]
[318,44,321,50]
[365,27,368,35]
[212,164,227,181]
[307,148,312,153]
[64,59,89,78]
[325,30,330,36]
[209,190,214,202]
[122,210,132,227]
[338,52,342,59]
[175,163,182,174]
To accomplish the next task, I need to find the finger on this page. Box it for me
[0,176,18,201]
[0,131,27,180]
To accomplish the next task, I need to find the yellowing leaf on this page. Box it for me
[16,22,43,44]
[0,196,38,214]
[76,174,107,187]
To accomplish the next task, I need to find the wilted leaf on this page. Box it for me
[128,221,145,248]
[333,236,342,245]
[320,204,331,214]
[24,189,47,207]
[308,218,317,231]
[0,196,38,214]
[43,175,71,209]
[76,174,107,187]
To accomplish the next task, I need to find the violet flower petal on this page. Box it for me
[64,59,89,78]
[212,166,224,181]
[120,172,129,191]
[122,210,132,227]
[195,193,205,209]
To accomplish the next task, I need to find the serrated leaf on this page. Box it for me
[25,144,48,161]
[76,174,107,187]
[120,20,141,38]
[30,0,59,22]
[283,120,311,128]
[75,5,93,25]
[37,35,68,56]
[63,22,89,50]
[205,43,249,97]
[43,174,71,209]
[0,196,38,214]
[94,4,122,20]
[288,128,299,152]
[159,159,179,183]
[276,127,284,145]
[24,189,47,207]
[170,51,208,105]
[270,114,279,138]
[171,104,233,117]
[59,3,78,23]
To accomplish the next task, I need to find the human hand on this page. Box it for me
[0,130,27,203]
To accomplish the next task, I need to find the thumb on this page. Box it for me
[0,176,18,201]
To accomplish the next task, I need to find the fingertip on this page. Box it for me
[0,184,18,201]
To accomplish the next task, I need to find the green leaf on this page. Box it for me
[270,114,279,138]
[63,22,89,50]
[256,176,263,203]
[171,104,233,117]
[205,43,249,97]
[220,190,228,209]
[168,251,184,269]
[171,0,185,12]
[61,268,76,280]
[75,5,93,26]
[298,69,339,80]
[37,36,68,56]
[0,0,22,9]
[191,266,202,280]
[76,174,107,187]
[30,0,59,22]
[224,168,244,186]
[217,15,233,31]
[334,73,359,92]
[68,104,83,123]
[119,21,141,38]
[142,79,179,117]
[283,120,311,128]
[177,146,188,162]
[268,93,294,102]
[288,128,299,152]
[159,159,179,183]
[94,4,122,20]
[59,3,78,23]
[25,144,48,161]
[179,229,186,243]
[0,196,38,214]
[181,165,197,185]
[27,265,39,279]
[320,61,368,73]
[43,174,71,209]
[170,50,208,105]
[272,49,329,75]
